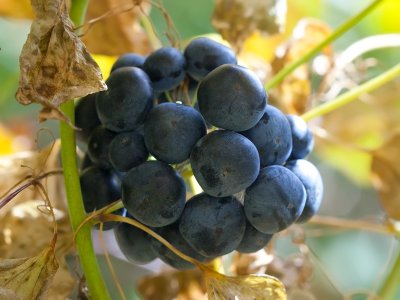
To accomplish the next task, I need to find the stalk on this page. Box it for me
[60,0,111,298]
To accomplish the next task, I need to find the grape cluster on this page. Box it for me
[76,37,323,269]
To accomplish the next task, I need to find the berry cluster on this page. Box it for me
[76,37,323,269]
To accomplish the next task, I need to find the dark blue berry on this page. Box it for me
[184,37,237,81]
[240,105,292,167]
[109,130,148,172]
[87,126,116,169]
[114,211,157,264]
[190,130,260,197]
[151,222,210,270]
[144,102,206,164]
[287,115,314,159]
[111,53,145,73]
[179,193,246,257]
[244,165,306,233]
[236,220,273,253]
[96,67,153,132]
[122,161,186,227]
[75,93,101,143]
[197,64,267,131]
[286,159,323,223]
[143,47,186,92]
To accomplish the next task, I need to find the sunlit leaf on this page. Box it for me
[271,18,332,114]
[83,0,151,56]
[316,82,400,185]
[0,0,34,19]
[15,0,106,126]
[212,0,287,52]
[371,131,400,220]
[200,265,287,300]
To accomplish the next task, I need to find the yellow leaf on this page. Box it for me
[83,0,152,56]
[0,242,58,300]
[15,0,106,126]
[92,54,118,80]
[200,265,287,300]
[0,0,34,19]
[371,131,400,220]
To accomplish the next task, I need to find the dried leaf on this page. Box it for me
[0,143,75,299]
[83,0,151,56]
[271,18,332,114]
[212,0,287,52]
[371,131,400,220]
[15,0,107,126]
[0,239,58,300]
[201,265,287,300]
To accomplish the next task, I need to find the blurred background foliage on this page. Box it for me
[0,0,399,299]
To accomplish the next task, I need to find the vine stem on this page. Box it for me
[60,0,111,299]
[265,0,384,90]
[301,62,400,121]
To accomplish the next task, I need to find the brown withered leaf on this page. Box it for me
[15,0,106,126]
[371,131,400,220]
[83,0,151,55]
[271,18,332,114]
[212,0,287,52]
[0,238,58,300]
[137,269,206,300]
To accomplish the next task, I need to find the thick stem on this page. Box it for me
[265,0,384,90]
[59,1,111,299]
[301,63,400,121]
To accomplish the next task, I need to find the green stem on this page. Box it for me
[265,0,384,90]
[60,1,111,299]
[379,251,400,300]
[301,63,400,121]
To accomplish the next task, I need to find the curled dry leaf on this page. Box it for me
[83,0,151,56]
[15,0,107,126]
[270,18,332,114]
[0,240,58,300]
[200,265,287,300]
[212,0,287,52]
[371,131,400,220]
